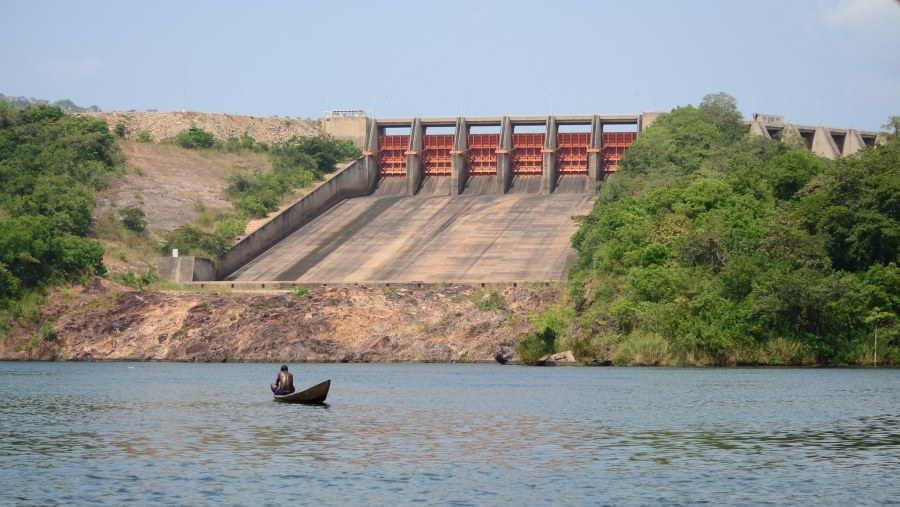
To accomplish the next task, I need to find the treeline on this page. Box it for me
[0,102,122,331]
[0,93,101,113]
[522,94,899,366]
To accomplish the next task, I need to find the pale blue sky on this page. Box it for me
[2,0,898,130]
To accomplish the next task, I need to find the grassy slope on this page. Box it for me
[94,141,271,274]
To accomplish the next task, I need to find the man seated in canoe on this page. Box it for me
[271,364,295,395]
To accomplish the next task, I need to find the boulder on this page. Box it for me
[536,350,577,366]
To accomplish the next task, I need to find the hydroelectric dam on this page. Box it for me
[161,113,880,288]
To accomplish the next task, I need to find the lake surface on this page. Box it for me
[1,363,898,506]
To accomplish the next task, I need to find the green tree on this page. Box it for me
[135,130,153,143]
[882,116,900,141]
[174,126,215,149]
[797,136,900,270]
[699,92,747,142]
[119,207,147,234]
[515,327,557,365]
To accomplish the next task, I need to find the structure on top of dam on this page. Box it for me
[212,113,651,285]
[747,113,879,159]
[161,112,882,287]
[336,113,647,197]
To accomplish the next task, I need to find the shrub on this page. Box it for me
[93,211,126,242]
[174,126,215,149]
[515,327,557,365]
[759,337,810,366]
[473,289,507,311]
[160,225,207,256]
[613,332,671,365]
[222,133,266,153]
[114,122,127,138]
[108,266,158,289]
[135,129,153,143]
[290,286,309,298]
[159,220,244,259]
[40,321,57,342]
[118,207,147,234]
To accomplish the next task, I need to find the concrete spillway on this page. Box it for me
[228,192,594,284]
[188,112,878,287]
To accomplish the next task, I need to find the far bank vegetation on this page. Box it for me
[519,94,899,367]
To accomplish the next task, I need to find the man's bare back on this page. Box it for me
[271,365,295,394]
[277,370,294,391]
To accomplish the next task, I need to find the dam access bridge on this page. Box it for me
[161,112,880,289]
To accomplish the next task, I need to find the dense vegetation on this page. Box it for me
[0,102,122,333]
[520,95,899,366]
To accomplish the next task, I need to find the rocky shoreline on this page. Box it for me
[1,277,561,364]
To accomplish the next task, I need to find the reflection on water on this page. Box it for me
[1,363,899,506]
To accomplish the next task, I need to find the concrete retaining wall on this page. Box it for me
[186,280,559,291]
[157,256,216,283]
[216,157,379,279]
[321,116,368,148]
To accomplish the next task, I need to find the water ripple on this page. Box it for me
[1,363,898,506]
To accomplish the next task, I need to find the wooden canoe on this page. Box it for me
[272,379,330,404]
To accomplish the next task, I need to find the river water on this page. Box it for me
[1,362,898,506]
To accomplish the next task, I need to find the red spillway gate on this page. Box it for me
[422,134,453,176]
[373,128,637,178]
[602,132,637,173]
[558,132,590,174]
[467,134,500,174]
[511,133,544,174]
[376,135,408,176]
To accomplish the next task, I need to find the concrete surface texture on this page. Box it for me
[216,157,378,279]
[228,192,594,283]
[156,256,215,283]
[321,115,368,148]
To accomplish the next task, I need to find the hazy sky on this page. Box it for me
[2,0,898,130]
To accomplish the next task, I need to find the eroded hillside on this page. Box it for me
[82,111,320,145]
[96,141,271,236]
[1,277,559,363]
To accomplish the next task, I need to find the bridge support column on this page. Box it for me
[450,117,469,196]
[406,118,424,195]
[497,116,513,194]
[588,115,604,183]
[541,116,558,194]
